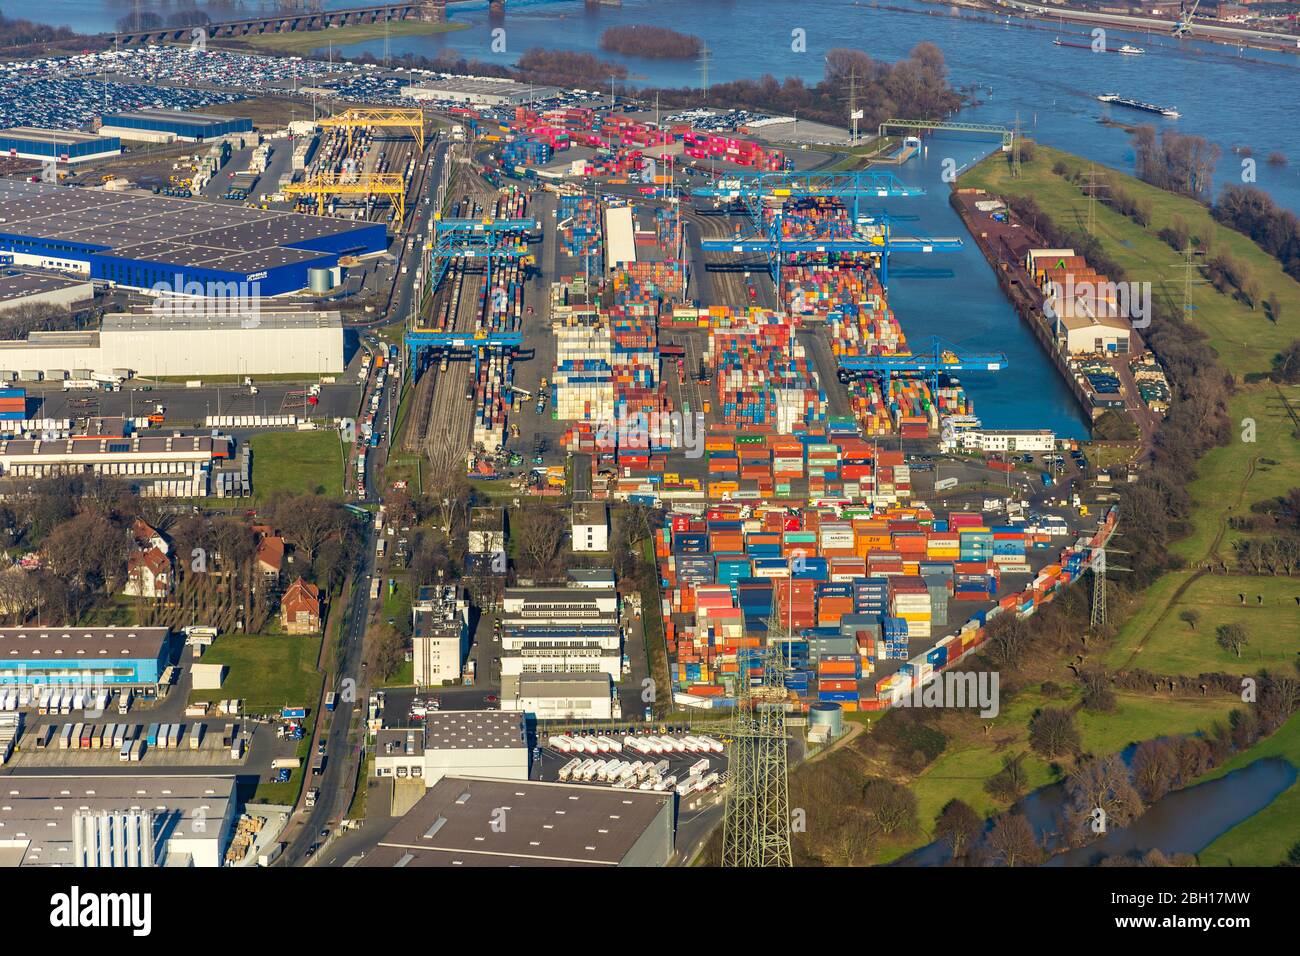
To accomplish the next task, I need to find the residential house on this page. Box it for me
[255,533,286,586]
[280,577,321,634]
[123,546,172,599]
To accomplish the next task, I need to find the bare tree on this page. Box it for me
[1028,707,1082,759]
[985,813,1041,867]
[1216,622,1249,659]
[934,799,982,860]
[860,778,917,835]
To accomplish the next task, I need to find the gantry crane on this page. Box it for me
[1172,0,1202,36]
[319,107,427,152]
[836,334,1008,394]
[283,171,406,224]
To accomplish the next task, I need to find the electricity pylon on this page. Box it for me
[1090,540,1131,631]
[721,623,793,868]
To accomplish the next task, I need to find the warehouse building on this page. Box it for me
[957,429,1058,454]
[373,711,529,788]
[0,627,169,690]
[411,585,470,686]
[499,586,622,682]
[0,775,236,867]
[99,109,253,144]
[0,306,344,378]
[0,180,385,297]
[0,271,94,315]
[0,127,122,165]
[362,776,675,867]
[0,432,234,498]
[1059,311,1132,356]
[501,672,615,721]
[400,77,560,107]
[571,501,609,552]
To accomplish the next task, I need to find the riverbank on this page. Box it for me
[226,21,469,56]
[912,0,1300,57]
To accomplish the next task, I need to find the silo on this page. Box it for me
[308,267,334,294]
[808,703,843,738]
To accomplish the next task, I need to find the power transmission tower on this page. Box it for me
[1178,245,1206,321]
[697,43,712,100]
[1090,546,1107,630]
[721,622,793,868]
[1081,164,1109,234]
[1010,111,1023,179]
[847,68,861,144]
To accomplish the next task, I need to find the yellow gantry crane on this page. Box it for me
[319,107,426,152]
[284,171,406,224]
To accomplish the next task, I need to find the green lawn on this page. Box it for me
[250,430,344,500]
[1106,573,1300,675]
[1197,714,1300,866]
[189,633,323,714]
[236,20,468,54]
[962,144,1300,379]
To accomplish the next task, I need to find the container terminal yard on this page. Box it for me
[0,36,1206,884]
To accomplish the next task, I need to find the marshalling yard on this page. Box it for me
[0,43,1154,868]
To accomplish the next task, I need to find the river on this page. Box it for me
[899,755,1296,866]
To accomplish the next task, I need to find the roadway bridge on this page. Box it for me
[111,0,506,47]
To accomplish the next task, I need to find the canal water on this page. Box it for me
[35,0,1300,436]
[899,755,1296,866]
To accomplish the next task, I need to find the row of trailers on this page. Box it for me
[29,721,241,760]
[13,689,129,715]
[557,755,721,797]
[546,733,724,755]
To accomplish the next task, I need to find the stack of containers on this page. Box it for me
[0,388,26,424]
[889,578,932,639]
[817,655,860,709]
[559,195,603,271]
[709,325,827,432]
[880,616,910,660]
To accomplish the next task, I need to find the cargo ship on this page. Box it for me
[1097,93,1180,118]
[1052,38,1145,54]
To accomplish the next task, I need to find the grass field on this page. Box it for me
[1106,573,1300,675]
[188,633,323,713]
[1197,714,1300,866]
[250,430,344,500]
[234,21,468,54]
[961,144,1300,380]
[894,687,1241,861]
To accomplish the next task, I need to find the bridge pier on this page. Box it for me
[415,0,447,21]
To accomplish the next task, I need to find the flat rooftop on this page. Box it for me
[421,711,526,751]
[363,776,671,867]
[517,673,612,698]
[103,307,342,333]
[0,127,118,146]
[0,626,168,659]
[102,109,243,125]
[0,774,234,867]
[0,270,92,301]
[407,77,557,97]
[0,180,376,273]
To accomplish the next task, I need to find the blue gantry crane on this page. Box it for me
[836,335,1008,393]
[692,170,960,288]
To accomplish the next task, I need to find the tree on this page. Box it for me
[1028,707,1082,759]
[934,799,981,859]
[1078,667,1117,713]
[513,504,566,576]
[1066,754,1143,838]
[1131,739,1179,803]
[860,777,917,835]
[985,752,1030,801]
[1216,622,1249,659]
[1178,608,1201,631]
[985,813,1040,867]
[366,623,405,681]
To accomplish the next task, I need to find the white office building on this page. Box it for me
[373,711,529,789]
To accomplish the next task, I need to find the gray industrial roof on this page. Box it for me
[363,776,671,867]
[517,673,612,699]
[0,180,373,270]
[420,711,526,751]
[102,307,342,333]
[0,774,234,867]
[0,626,168,659]
[0,270,92,302]
[0,127,117,145]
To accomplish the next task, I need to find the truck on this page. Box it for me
[369,577,381,601]
[271,757,301,770]
[1041,472,1054,488]
[258,842,285,867]
[305,788,319,808]
[118,689,132,714]
[375,538,387,559]
[325,692,337,713]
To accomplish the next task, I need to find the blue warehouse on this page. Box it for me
[0,180,386,297]
[0,127,122,164]
[99,108,254,143]
[0,627,170,688]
